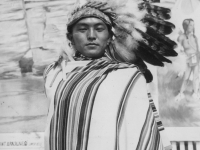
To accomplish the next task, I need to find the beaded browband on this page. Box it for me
[67,2,118,31]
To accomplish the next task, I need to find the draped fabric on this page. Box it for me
[147,93,164,132]
[44,58,167,150]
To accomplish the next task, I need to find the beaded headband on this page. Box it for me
[67,2,118,32]
[67,7,112,31]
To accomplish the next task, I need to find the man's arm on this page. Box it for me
[118,74,171,150]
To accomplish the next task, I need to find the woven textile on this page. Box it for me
[44,59,166,150]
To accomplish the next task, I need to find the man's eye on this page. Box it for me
[96,28,104,32]
[79,28,87,32]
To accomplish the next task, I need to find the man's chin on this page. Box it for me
[84,52,104,59]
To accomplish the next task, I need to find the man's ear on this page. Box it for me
[107,37,112,44]
[67,33,74,44]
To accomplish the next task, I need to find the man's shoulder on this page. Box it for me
[43,62,56,80]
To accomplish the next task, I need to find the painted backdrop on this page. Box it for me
[0,0,77,133]
[1,0,194,133]
[157,0,200,127]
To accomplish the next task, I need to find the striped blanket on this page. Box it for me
[44,58,169,150]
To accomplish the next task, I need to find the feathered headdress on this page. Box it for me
[64,0,177,83]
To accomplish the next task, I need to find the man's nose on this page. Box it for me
[87,29,96,41]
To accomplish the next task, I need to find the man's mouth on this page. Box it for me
[86,43,99,46]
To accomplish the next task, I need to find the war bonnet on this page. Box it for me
[63,0,177,82]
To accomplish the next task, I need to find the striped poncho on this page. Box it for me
[44,58,170,150]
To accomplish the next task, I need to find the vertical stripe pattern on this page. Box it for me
[115,73,164,150]
[136,106,164,150]
[47,58,165,150]
[116,70,142,150]
[49,59,136,150]
[148,93,164,131]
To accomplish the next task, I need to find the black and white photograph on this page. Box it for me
[1,0,200,150]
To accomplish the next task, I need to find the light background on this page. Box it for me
[1,0,200,142]
[0,0,78,133]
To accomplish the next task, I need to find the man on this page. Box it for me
[44,1,176,150]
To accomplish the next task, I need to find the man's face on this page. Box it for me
[71,17,110,58]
